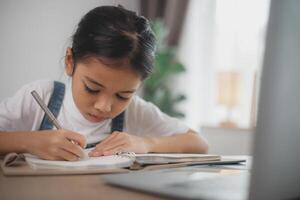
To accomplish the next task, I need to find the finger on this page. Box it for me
[96,142,127,156]
[42,147,75,161]
[99,131,120,146]
[94,132,120,150]
[61,139,85,159]
[40,154,62,161]
[57,148,80,161]
[103,145,126,156]
[62,130,87,148]
[89,141,126,157]
[91,134,125,154]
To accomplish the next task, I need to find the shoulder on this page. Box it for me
[16,80,59,101]
[125,95,189,136]
[0,80,56,131]
[125,95,158,124]
[8,79,59,113]
[128,95,158,110]
[126,95,160,118]
[21,79,55,95]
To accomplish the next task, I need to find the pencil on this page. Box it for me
[31,90,76,145]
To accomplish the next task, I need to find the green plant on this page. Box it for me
[143,20,187,118]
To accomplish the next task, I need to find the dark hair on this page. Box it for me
[71,5,156,80]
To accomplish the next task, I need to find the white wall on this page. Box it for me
[0,0,139,101]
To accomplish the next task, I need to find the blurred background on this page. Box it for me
[0,0,270,155]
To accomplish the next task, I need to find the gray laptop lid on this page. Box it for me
[249,0,300,199]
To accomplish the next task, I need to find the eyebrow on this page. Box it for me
[84,76,136,94]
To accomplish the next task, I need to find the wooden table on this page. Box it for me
[0,156,251,200]
[0,168,168,200]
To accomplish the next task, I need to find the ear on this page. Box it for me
[65,48,74,77]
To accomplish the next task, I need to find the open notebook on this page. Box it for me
[3,148,221,170]
[1,150,248,176]
[25,150,221,169]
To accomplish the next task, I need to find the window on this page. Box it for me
[177,0,270,130]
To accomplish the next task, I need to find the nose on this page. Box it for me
[94,95,112,113]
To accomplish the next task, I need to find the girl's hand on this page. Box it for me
[88,131,150,157]
[27,129,86,161]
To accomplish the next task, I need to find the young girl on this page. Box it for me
[0,5,208,161]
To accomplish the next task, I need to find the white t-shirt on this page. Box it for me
[0,80,189,144]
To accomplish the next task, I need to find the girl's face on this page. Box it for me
[65,48,141,123]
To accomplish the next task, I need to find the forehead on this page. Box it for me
[75,57,141,90]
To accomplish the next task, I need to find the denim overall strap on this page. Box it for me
[85,111,125,149]
[39,81,65,130]
[111,111,125,132]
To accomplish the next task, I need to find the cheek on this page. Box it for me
[71,80,94,111]
[112,99,132,115]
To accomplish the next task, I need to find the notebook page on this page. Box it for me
[24,149,134,169]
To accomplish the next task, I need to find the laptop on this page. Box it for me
[103,1,300,199]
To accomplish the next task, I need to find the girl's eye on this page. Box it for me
[84,85,100,94]
[116,94,130,101]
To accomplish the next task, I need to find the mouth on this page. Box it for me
[87,113,108,123]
